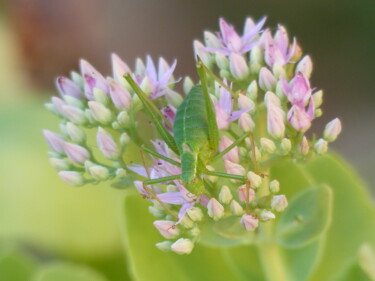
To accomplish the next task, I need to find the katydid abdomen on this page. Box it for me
[173,85,210,184]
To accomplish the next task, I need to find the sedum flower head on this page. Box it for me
[43,16,341,254]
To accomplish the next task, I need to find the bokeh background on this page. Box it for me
[0,0,374,280]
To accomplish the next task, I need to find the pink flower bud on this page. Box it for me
[271,195,288,212]
[80,59,108,100]
[240,214,259,231]
[51,97,66,116]
[238,94,254,110]
[62,105,87,125]
[207,198,224,221]
[194,40,212,67]
[259,67,276,91]
[96,127,120,159]
[238,185,255,202]
[229,53,249,80]
[58,171,84,186]
[323,118,342,142]
[224,160,245,176]
[239,113,255,132]
[43,130,65,154]
[287,105,311,131]
[171,238,194,255]
[219,135,239,163]
[300,136,310,155]
[108,78,132,110]
[64,142,90,164]
[219,185,233,204]
[296,55,313,78]
[267,103,285,139]
[111,53,131,83]
[55,76,82,99]
[66,122,86,143]
[153,220,179,239]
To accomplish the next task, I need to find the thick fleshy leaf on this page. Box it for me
[34,263,108,281]
[0,244,38,281]
[122,194,248,281]
[276,185,333,248]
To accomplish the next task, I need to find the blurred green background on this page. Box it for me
[0,0,374,280]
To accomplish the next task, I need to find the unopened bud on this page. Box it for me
[62,105,87,125]
[238,185,255,202]
[43,130,66,154]
[93,88,109,105]
[205,165,217,183]
[269,179,280,194]
[204,31,221,48]
[250,46,263,65]
[109,78,132,110]
[247,81,258,100]
[323,118,342,142]
[207,198,224,221]
[187,207,203,222]
[149,205,165,218]
[247,171,262,188]
[64,142,90,164]
[238,94,255,110]
[224,160,245,177]
[96,127,121,160]
[58,171,84,187]
[271,195,288,212]
[287,105,311,132]
[259,210,276,221]
[117,111,131,127]
[315,138,328,154]
[240,214,259,231]
[280,138,292,154]
[120,132,131,147]
[296,55,313,78]
[88,101,112,124]
[66,122,86,143]
[219,136,239,163]
[116,168,126,178]
[300,136,310,155]
[239,113,255,132]
[56,76,82,99]
[215,53,229,70]
[272,64,286,79]
[49,158,70,171]
[63,95,84,109]
[153,220,179,239]
[259,67,276,91]
[312,90,323,108]
[88,165,110,180]
[219,185,233,204]
[171,238,194,255]
[230,200,244,216]
[229,53,249,80]
[183,76,194,94]
[155,241,172,252]
[260,138,276,153]
[180,216,194,229]
[194,40,212,68]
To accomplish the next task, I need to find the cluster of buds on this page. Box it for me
[44,17,341,255]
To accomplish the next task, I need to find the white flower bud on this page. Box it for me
[247,171,262,188]
[49,158,70,171]
[194,40,212,67]
[271,195,288,212]
[187,207,203,222]
[207,198,224,221]
[215,53,229,70]
[66,122,86,143]
[155,241,172,252]
[97,127,121,160]
[153,220,179,239]
[117,111,131,128]
[58,171,84,187]
[269,179,280,194]
[229,53,249,80]
[183,76,194,94]
[219,185,233,204]
[63,95,84,109]
[120,132,131,147]
[323,118,342,142]
[171,238,194,255]
[180,216,194,229]
[260,138,276,153]
[296,55,313,78]
[238,94,255,110]
[259,210,276,221]
[272,64,286,79]
[204,31,221,48]
[64,142,90,164]
[280,138,292,155]
[312,90,323,107]
[93,88,109,105]
[230,200,244,216]
[62,105,87,125]
[88,165,110,180]
[247,80,258,100]
[224,160,245,176]
[250,46,263,65]
[315,138,328,154]
[88,101,112,124]
[240,214,259,231]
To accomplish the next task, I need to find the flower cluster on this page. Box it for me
[44,17,341,255]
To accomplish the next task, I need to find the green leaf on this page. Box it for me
[276,185,333,248]
[122,194,249,281]
[0,244,38,281]
[306,154,375,281]
[33,262,108,281]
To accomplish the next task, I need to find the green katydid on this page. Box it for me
[124,58,250,194]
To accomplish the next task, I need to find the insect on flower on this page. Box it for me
[124,57,252,198]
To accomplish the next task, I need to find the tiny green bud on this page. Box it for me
[49,158,70,171]
[171,238,194,255]
[66,122,86,143]
[93,88,109,105]
[187,207,203,222]
[207,198,224,221]
[312,90,323,107]
[183,76,194,95]
[315,138,328,154]
[116,168,127,178]
[63,95,84,108]
[190,227,201,237]
[58,171,84,187]
[272,64,286,79]
[88,101,112,124]
[280,138,292,155]
[230,200,244,216]
[247,80,258,100]
[117,111,130,127]
[215,53,229,69]
[156,241,172,252]
[149,206,165,218]
[180,216,194,229]
[259,210,276,221]
[88,165,110,180]
[300,136,309,155]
